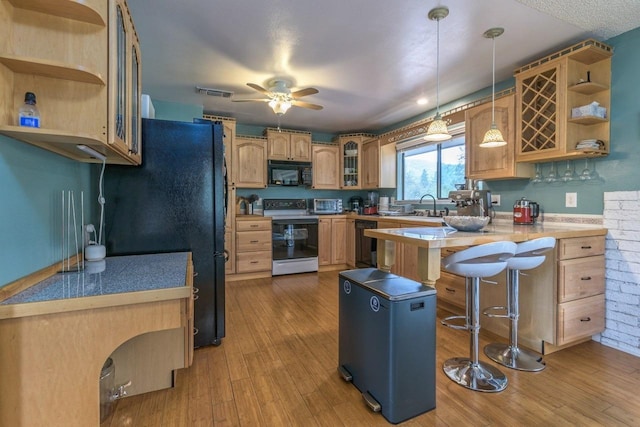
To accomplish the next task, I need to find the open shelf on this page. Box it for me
[568,116,608,125]
[0,54,106,85]
[0,125,104,146]
[8,0,105,26]
[568,82,609,95]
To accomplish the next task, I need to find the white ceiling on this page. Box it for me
[128,0,640,134]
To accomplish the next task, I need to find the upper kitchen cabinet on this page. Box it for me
[465,94,533,180]
[361,137,396,189]
[233,136,267,188]
[0,0,141,164]
[265,128,311,162]
[336,133,373,190]
[515,39,612,163]
[311,143,340,189]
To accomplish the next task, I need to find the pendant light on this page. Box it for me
[424,7,451,142]
[480,27,507,148]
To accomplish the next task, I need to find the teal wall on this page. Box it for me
[0,137,91,285]
[3,27,639,286]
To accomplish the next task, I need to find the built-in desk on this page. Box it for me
[0,252,193,427]
[365,223,607,354]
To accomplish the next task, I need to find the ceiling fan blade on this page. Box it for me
[231,98,270,103]
[291,87,319,98]
[291,100,323,110]
[246,83,270,96]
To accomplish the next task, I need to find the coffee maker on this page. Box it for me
[448,189,493,221]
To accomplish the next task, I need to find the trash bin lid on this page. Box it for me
[340,268,436,301]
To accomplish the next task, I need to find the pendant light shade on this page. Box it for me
[424,7,451,142]
[480,27,507,148]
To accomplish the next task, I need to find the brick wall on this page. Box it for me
[597,191,640,357]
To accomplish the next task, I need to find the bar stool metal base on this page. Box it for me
[443,357,508,392]
[484,343,546,372]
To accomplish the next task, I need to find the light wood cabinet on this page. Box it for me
[233,136,267,188]
[514,39,612,162]
[0,0,142,165]
[361,137,397,189]
[336,133,373,189]
[377,221,400,274]
[235,218,272,273]
[311,143,340,189]
[465,94,533,180]
[265,128,311,161]
[555,235,605,346]
[346,218,356,267]
[319,217,346,266]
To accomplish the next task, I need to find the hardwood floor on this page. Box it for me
[103,271,640,426]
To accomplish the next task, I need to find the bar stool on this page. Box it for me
[483,237,556,371]
[441,241,517,392]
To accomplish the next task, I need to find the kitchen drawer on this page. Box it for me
[236,251,272,273]
[558,255,605,302]
[557,294,605,346]
[435,271,465,308]
[557,236,605,260]
[236,220,271,232]
[236,231,272,251]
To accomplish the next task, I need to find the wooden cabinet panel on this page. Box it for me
[311,144,340,189]
[557,294,605,346]
[265,129,311,161]
[465,94,533,180]
[235,231,271,252]
[361,138,397,189]
[435,272,465,308]
[558,255,605,302]
[233,137,267,188]
[236,251,272,273]
[346,219,356,267]
[318,218,332,266]
[557,236,605,259]
[331,218,346,264]
[236,220,271,232]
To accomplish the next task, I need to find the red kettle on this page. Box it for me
[513,197,539,224]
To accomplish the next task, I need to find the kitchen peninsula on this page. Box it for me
[0,252,194,427]
[366,222,607,354]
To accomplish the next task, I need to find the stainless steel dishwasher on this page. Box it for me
[355,220,377,268]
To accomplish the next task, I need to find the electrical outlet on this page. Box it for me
[491,194,501,206]
[565,192,577,208]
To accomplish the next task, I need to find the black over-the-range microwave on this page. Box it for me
[268,160,312,186]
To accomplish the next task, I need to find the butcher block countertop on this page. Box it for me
[365,221,607,248]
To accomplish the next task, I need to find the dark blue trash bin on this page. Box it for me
[338,268,437,424]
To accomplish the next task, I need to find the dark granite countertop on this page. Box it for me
[2,252,189,305]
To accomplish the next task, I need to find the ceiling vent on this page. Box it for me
[195,86,234,98]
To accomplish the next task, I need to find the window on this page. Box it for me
[397,128,465,200]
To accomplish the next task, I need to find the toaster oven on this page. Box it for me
[312,198,343,214]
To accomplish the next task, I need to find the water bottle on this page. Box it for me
[18,92,40,128]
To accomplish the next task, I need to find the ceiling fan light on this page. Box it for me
[424,116,451,141]
[480,124,507,147]
[269,98,292,115]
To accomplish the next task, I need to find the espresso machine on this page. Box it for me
[448,189,493,221]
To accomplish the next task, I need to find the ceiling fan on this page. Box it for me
[232,78,323,116]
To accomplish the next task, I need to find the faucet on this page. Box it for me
[419,194,437,217]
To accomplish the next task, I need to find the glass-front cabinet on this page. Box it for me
[336,133,373,189]
[109,0,141,164]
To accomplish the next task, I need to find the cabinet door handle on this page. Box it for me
[581,276,592,281]
[250,240,259,243]
[445,287,456,293]
[581,245,592,249]
[250,261,259,264]
[250,224,259,228]
[580,317,591,322]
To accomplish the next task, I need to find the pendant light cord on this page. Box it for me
[436,17,441,117]
[491,35,496,125]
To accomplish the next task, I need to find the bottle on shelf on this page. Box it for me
[18,92,40,128]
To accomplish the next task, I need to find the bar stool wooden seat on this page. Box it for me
[483,237,556,371]
[441,241,517,393]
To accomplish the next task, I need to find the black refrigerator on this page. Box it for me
[104,118,226,347]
